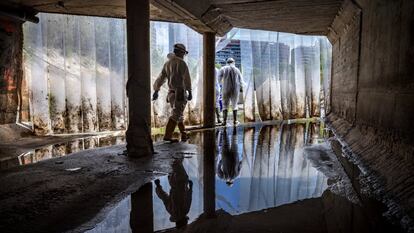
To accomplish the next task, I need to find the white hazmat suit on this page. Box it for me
[218,64,244,111]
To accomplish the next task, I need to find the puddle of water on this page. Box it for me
[16,135,126,167]
[1,133,169,170]
[80,122,404,233]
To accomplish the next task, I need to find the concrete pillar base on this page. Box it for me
[126,127,154,157]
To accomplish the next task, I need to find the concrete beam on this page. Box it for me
[125,0,153,157]
[202,32,216,128]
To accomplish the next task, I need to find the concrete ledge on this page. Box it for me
[0,142,197,233]
[326,113,414,231]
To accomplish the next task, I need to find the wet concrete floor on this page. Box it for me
[72,122,405,233]
[0,132,126,170]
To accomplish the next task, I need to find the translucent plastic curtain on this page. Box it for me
[23,13,128,135]
[237,29,331,121]
[150,22,203,127]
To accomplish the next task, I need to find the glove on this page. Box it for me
[152,91,159,101]
[240,88,243,93]
[187,90,193,101]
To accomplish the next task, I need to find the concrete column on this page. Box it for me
[125,0,153,157]
[203,130,216,218]
[130,183,154,233]
[203,32,216,128]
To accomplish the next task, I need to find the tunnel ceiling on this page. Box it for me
[210,0,344,35]
[1,0,344,36]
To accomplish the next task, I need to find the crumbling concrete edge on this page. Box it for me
[325,113,414,232]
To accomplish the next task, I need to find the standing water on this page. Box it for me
[79,121,404,233]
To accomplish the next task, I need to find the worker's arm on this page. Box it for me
[183,63,192,101]
[152,64,168,100]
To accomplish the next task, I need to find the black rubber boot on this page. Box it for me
[215,107,222,124]
[177,121,189,142]
[233,110,239,125]
[222,109,228,126]
[163,118,178,142]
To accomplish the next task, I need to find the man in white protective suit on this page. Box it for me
[218,57,244,126]
[152,44,192,142]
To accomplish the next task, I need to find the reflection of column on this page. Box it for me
[130,183,154,233]
[203,130,216,218]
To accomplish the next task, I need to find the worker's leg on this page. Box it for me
[215,108,222,124]
[172,99,188,141]
[164,92,179,142]
[164,118,178,142]
[222,96,230,126]
[177,121,189,141]
[231,94,240,125]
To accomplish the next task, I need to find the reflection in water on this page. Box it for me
[2,133,169,170]
[217,128,242,186]
[215,123,328,214]
[82,122,403,233]
[155,158,193,229]
[130,183,154,233]
[0,135,126,170]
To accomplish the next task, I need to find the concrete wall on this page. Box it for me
[0,18,23,124]
[330,0,414,139]
[329,0,361,123]
[356,0,414,139]
[327,0,414,225]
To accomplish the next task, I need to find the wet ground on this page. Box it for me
[69,121,405,233]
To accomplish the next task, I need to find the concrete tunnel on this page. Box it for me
[0,0,413,232]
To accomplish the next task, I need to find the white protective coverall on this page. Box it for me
[218,64,244,110]
[153,56,192,122]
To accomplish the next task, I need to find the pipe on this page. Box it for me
[0,8,39,23]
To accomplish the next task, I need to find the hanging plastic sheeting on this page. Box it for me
[23,13,127,135]
[239,30,256,121]
[236,29,331,121]
[319,38,332,117]
[150,22,203,127]
[23,14,51,135]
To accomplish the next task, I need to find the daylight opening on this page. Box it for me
[21,13,331,135]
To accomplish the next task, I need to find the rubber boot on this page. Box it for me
[164,118,178,142]
[233,110,239,125]
[222,109,228,126]
[178,121,189,142]
[215,108,222,124]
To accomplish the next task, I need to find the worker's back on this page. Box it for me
[219,64,242,97]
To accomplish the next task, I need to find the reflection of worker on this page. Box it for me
[215,67,222,124]
[218,58,244,126]
[155,158,193,229]
[153,44,192,142]
[217,128,242,186]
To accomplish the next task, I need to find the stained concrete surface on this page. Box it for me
[0,141,197,233]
